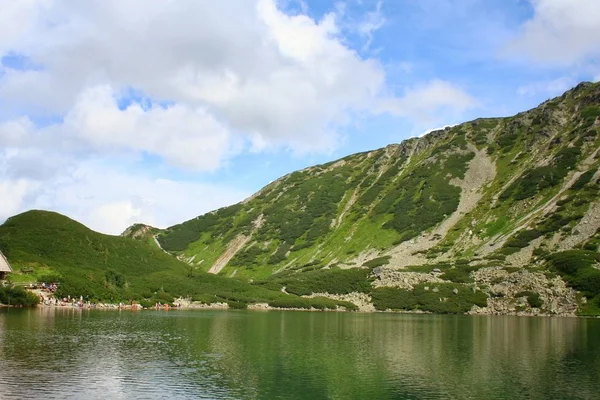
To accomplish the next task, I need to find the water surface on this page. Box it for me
[1,308,599,399]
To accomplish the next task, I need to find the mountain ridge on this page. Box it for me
[2,82,599,315]
[123,81,600,315]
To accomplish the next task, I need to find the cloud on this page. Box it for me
[0,155,250,234]
[357,0,385,51]
[379,79,476,126]
[63,85,236,171]
[0,0,478,233]
[507,0,600,67]
[517,76,577,97]
[0,0,397,160]
[0,178,39,221]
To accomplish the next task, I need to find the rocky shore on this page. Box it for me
[27,265,583,316]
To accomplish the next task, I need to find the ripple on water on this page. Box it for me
[1,310,599,399]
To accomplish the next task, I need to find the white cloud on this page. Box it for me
[0,155,249,234]
[63,85,236,171]
[508,0,600,67]
[0,0,397,160]
[0,178,39,220]
[357,0,385,51]
[0,0,45,55]
[0,0,476,156]
[517,76,577,97]
[0,86,238,171]
[380,79,476,126]
[0,0,478,233]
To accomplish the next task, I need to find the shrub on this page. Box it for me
[371,288,418,311]
[547,250,597,276]
[263,268,372,296]
[226,300,248,309]
[547,250,600,300]
[362,256,391,269]
[371,284,488,314]
[412,284,488,313]
[442,267,476,283]
[516,291,543,308]
[0,286,39,306]
[500,146,581,201]
[570,168,597,191]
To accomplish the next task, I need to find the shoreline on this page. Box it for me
[11,289,586,317]
[4,302,589,317]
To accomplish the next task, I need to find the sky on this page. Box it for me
[1,0,599,234]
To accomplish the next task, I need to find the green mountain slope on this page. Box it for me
[141,82,600,315]
[0,210,354,310]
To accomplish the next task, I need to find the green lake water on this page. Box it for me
[0,308,599,399]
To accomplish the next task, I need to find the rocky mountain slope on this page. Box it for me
[130,82,600,316]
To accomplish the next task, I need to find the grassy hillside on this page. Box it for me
[0,211,354,310]
[131,81,600,315]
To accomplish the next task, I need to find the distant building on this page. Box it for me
[0,251,12,280]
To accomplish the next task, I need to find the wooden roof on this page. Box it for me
[0,251,12,273]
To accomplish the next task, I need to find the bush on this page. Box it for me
[263,268,372,296]
[516,291,543,308]
[268,242,291,265]
[371,284,488,314]
[412,284,488,314]
[267,296,356,310]
[547,250,600,300]
[226,300,248,309]
[362,256,391,269]
[547,250,598,276]
[500,146,581,201]
[570,168,597,190]
[371,288,417,311]
[442,267,476,283]
[0,286,39,306]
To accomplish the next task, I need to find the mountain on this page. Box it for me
[132,82,600,315]
[0,210,355,310]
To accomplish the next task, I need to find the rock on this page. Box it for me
[371,268,446,290]
[469,266,578,316]
[432,287,440,293]
[452,288,459,295]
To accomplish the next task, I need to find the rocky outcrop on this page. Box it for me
[470,267,578,316]
[371,268,446,290]
[304,292,375,312]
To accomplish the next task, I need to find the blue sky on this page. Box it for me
[0,0,599,234]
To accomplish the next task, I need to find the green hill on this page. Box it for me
[0,210,354,310]
[131,82,600,316]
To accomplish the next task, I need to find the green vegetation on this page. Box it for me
[375,152,473,241]
[0,286,40,306]
[442,265,479,283]
[268,296,357,311]
[362,256,390,269]
[570,168,597,190]
[372,284,487,313]
[371,287,417,310]
[500,147,581,201]
[546,250,600,314]
[259,168,352,247]
[0,211,352,310]
[158,212,221,251]
[516,291,543,308]
[259,268,373,296]
[5,83,600,315]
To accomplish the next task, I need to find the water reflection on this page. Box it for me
[1,308,599,399]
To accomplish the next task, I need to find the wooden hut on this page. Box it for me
[0,251,12,280]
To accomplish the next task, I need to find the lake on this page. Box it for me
[0,308,599,399]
